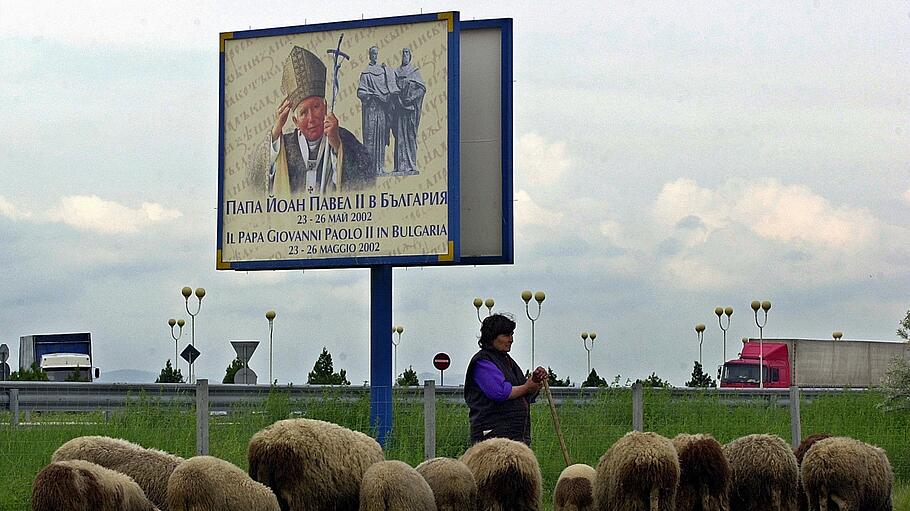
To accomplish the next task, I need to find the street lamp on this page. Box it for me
[266,310,276,385]
[581,331,597,376]
[832,331,843,340]
[521,290,545,368]
[715,306,733,363]
[182,286,205,383]
[695,324,706,367]
[751,299,771,388]
[473,297,495,323]
[391,325,404,382]
[167,318,185,374]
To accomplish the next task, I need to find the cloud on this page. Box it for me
[47,195,182,234]
[0,195,33,220]
[515,133,573,189]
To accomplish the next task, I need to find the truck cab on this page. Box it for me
[40,353,97,382]
[721,342,791,388]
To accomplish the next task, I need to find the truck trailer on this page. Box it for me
[720,337,909,388]
[19,332,98,381]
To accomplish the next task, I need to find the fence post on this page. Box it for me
[632,382,643,432]
[789,385,801,449]
[9,389,19,427]
[196,379,209,455]
[424,380,436,460]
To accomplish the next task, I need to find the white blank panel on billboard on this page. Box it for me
[459,25,510,261]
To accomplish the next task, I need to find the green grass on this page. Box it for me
[2,388,909,510]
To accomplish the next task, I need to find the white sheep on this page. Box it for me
[166,455,280,511]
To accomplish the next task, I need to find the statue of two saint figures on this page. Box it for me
[357,46,427,176]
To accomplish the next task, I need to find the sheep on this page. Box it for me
[553,463,596,511]
[166,455,280,511]
[32,459,160,511]
[672,433,730,511]
[358,460,438,511]
[793,434,832,511]
[800,436,893,511]
[247,418,384,511]
[52,435,183,511]
[593,431,679,511]
[723,434,799,511]
[459,437,543,511]
[416,457,478,511]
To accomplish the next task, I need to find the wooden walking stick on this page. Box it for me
[542,379,572,467]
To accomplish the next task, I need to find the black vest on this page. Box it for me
[464,348,531,445]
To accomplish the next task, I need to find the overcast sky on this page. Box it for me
[1,1,908,386]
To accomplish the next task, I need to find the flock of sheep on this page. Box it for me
[31,417,894,511]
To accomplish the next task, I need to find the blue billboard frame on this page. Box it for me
[217,12,461,270]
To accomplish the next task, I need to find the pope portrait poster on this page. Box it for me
[218,13,459,269]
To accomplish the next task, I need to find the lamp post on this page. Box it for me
[581,331,597,376]
[391,325,404,382]
[167,318,185,375]
[182,286,205,383]
[751,300,771,388]
[695,324,706,367]
[266,310,276,385]
[832,331,843,340]
[715,306,733,363]
[473,297,495,323]
[521,290,545,368]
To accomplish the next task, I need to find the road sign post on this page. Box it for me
[433,352,451,386]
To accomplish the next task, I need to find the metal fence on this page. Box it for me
[2,381,908,510]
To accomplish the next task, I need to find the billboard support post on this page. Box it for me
[370,265,393,445]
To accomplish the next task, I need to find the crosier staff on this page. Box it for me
[321,34,350,194]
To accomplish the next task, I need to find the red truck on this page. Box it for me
[720,338,909,388]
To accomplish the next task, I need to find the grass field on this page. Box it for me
[1,387,909,510]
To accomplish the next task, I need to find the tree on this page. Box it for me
[685,361,716,388]
[581,368,608,387]
[879,355,910,411]
[307,347,350,385]
[397,366,419,386]
[155,359,184,383]
[222,358,244,384]
[9,362,49,381]
[898,309,910,340]
[547,366,571,387]
[637,372,672,388]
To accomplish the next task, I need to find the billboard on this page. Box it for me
[218,13,460,269]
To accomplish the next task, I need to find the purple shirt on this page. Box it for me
[473,359,513,402]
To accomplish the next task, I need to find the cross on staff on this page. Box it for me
[320,34,350,194]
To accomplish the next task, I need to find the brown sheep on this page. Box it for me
[247,418,384,511]
[32,459,159,511]
[416,457,478,511]
[800,436,893,511]
[672,433,730,511]
[460,437,543,511]
[359,460,438,511]
[52,435,183,511]
[553,463,596,511]
[724,434,799,511]
[793,434,832,511]
[594,431,679,511]
[166,455,280,511]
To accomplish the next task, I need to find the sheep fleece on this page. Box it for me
[52,435,183,511]
[358,460,437,511]
[594,431,679,511]
[554,463,596,511]
[672,433,730,511]
[32,459,159,511]
[167,455,279,511]
[248,418,384,511]
[793,434,832,511]
[800,436,893,511]
[460,437,543,511]
[416,457,478,511]
[724,434,799,511]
